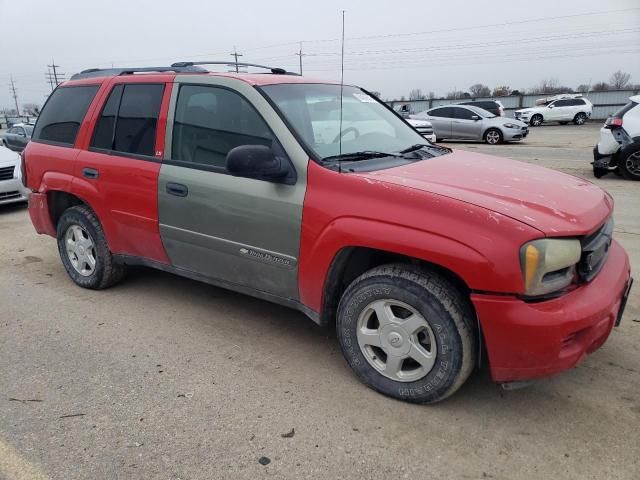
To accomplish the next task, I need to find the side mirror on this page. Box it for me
[548,104,554,109]
[226,145,290,183]
[471,115,480,121]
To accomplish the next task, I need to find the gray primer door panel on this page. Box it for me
[158,76,309,301]
[159,167,302,298]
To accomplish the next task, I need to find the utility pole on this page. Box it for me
[46,60,65,88]
[230,48,243,73]
[9,76,20,116]
[295,41,305,75]
[45,66,55,91]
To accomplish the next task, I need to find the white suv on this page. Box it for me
[515,94,592,126]
[593,95,640,180]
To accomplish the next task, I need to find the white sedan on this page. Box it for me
[0,145,30,205]
[406,118,437,143]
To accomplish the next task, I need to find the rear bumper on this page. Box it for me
[472,240,631,383]
[27,192,56,236]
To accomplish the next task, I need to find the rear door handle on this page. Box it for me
[82,167,99,179]
[166,182,189,197]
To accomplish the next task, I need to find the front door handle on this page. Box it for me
[82,167,99,179]
[166,182,189,197]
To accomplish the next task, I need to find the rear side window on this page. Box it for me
[428,107,454,118]
[171,85,275,169]
[33,85,99,146]
[91,83,164,157]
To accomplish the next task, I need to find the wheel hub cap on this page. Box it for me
[356,299,437,382]
[64,224,97,277]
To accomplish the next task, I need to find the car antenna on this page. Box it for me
[338,9,345,174]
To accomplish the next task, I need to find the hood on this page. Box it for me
[515,106,545,113]
[0,146,19,168]
[407,118,432,127]
[357,150,611,236]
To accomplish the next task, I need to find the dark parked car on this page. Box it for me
[2,123,33,152]
[458,100,504,117]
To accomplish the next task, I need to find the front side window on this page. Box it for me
[91,83,164,156]
[427,107,454,118]
[453,107,476,120]
[172,85,276,168]
[262,84,428,161]
[32,85,99,145]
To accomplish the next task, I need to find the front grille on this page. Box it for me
[0,191,21,200]
[578,218,614,282]
[0,166,14,181]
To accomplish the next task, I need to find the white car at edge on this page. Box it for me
[515,94,593,127]
[0,145,30,205]
[593,95,640,180]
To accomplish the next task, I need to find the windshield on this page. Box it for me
[261,84,428,161]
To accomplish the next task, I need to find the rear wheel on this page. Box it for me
[530,114,543,127]
[56,205,127,289]
[336,264,477,404]
[619,146,640,181]
[484,128,503,145]
[573,113,587,125]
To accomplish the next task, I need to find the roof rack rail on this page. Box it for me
[171,61,299,75]
[70,65,207,81]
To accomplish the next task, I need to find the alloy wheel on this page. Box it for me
[486,130,501,144]
[64,224,97,277]
[356,299,437,382]
[625,151,640,177]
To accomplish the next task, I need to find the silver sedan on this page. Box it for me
[412,105,529,144]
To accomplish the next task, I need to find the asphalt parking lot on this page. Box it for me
[1,123,638,480]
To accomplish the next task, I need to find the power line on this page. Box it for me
[46,60,65,90]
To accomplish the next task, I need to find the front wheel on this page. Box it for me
[529,114,543,127]
[336,264,477,404]
[484,128,503,145]
[573,113,587,125]
[57,205,127,289]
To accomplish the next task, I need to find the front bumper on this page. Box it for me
[0,177,29,205]
[503,126,529,141]
[472,240,631,383]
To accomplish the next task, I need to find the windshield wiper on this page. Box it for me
[398,143,448,154]
[322,150,401,162]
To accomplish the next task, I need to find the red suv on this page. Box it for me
[23,62,632,403]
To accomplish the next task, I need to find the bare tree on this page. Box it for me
[610,70,631,89]
[591,81,610,92]
[369,91,381,99]
[446,90,467,99]
[409,88,426,100]
[428,91,435,100]
[469,83,491,97]
[492,85,511,97]
[576,84,590,93]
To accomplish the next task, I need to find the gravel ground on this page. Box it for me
[1,123,638,480]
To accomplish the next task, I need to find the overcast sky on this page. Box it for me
[2,0,639,109]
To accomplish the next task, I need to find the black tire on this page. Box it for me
[529,114,543,127]
[56,205,127,289]
[559,121,569,125]
[483,128,503,145]
[573,113,587,125]
[336,264,477,404]
[619,144,640,181]
[593,167,608,179]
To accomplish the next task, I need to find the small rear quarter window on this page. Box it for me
[32,85,100,146]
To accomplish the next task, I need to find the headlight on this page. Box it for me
[503,123,518,128]
[520,239,581,296]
